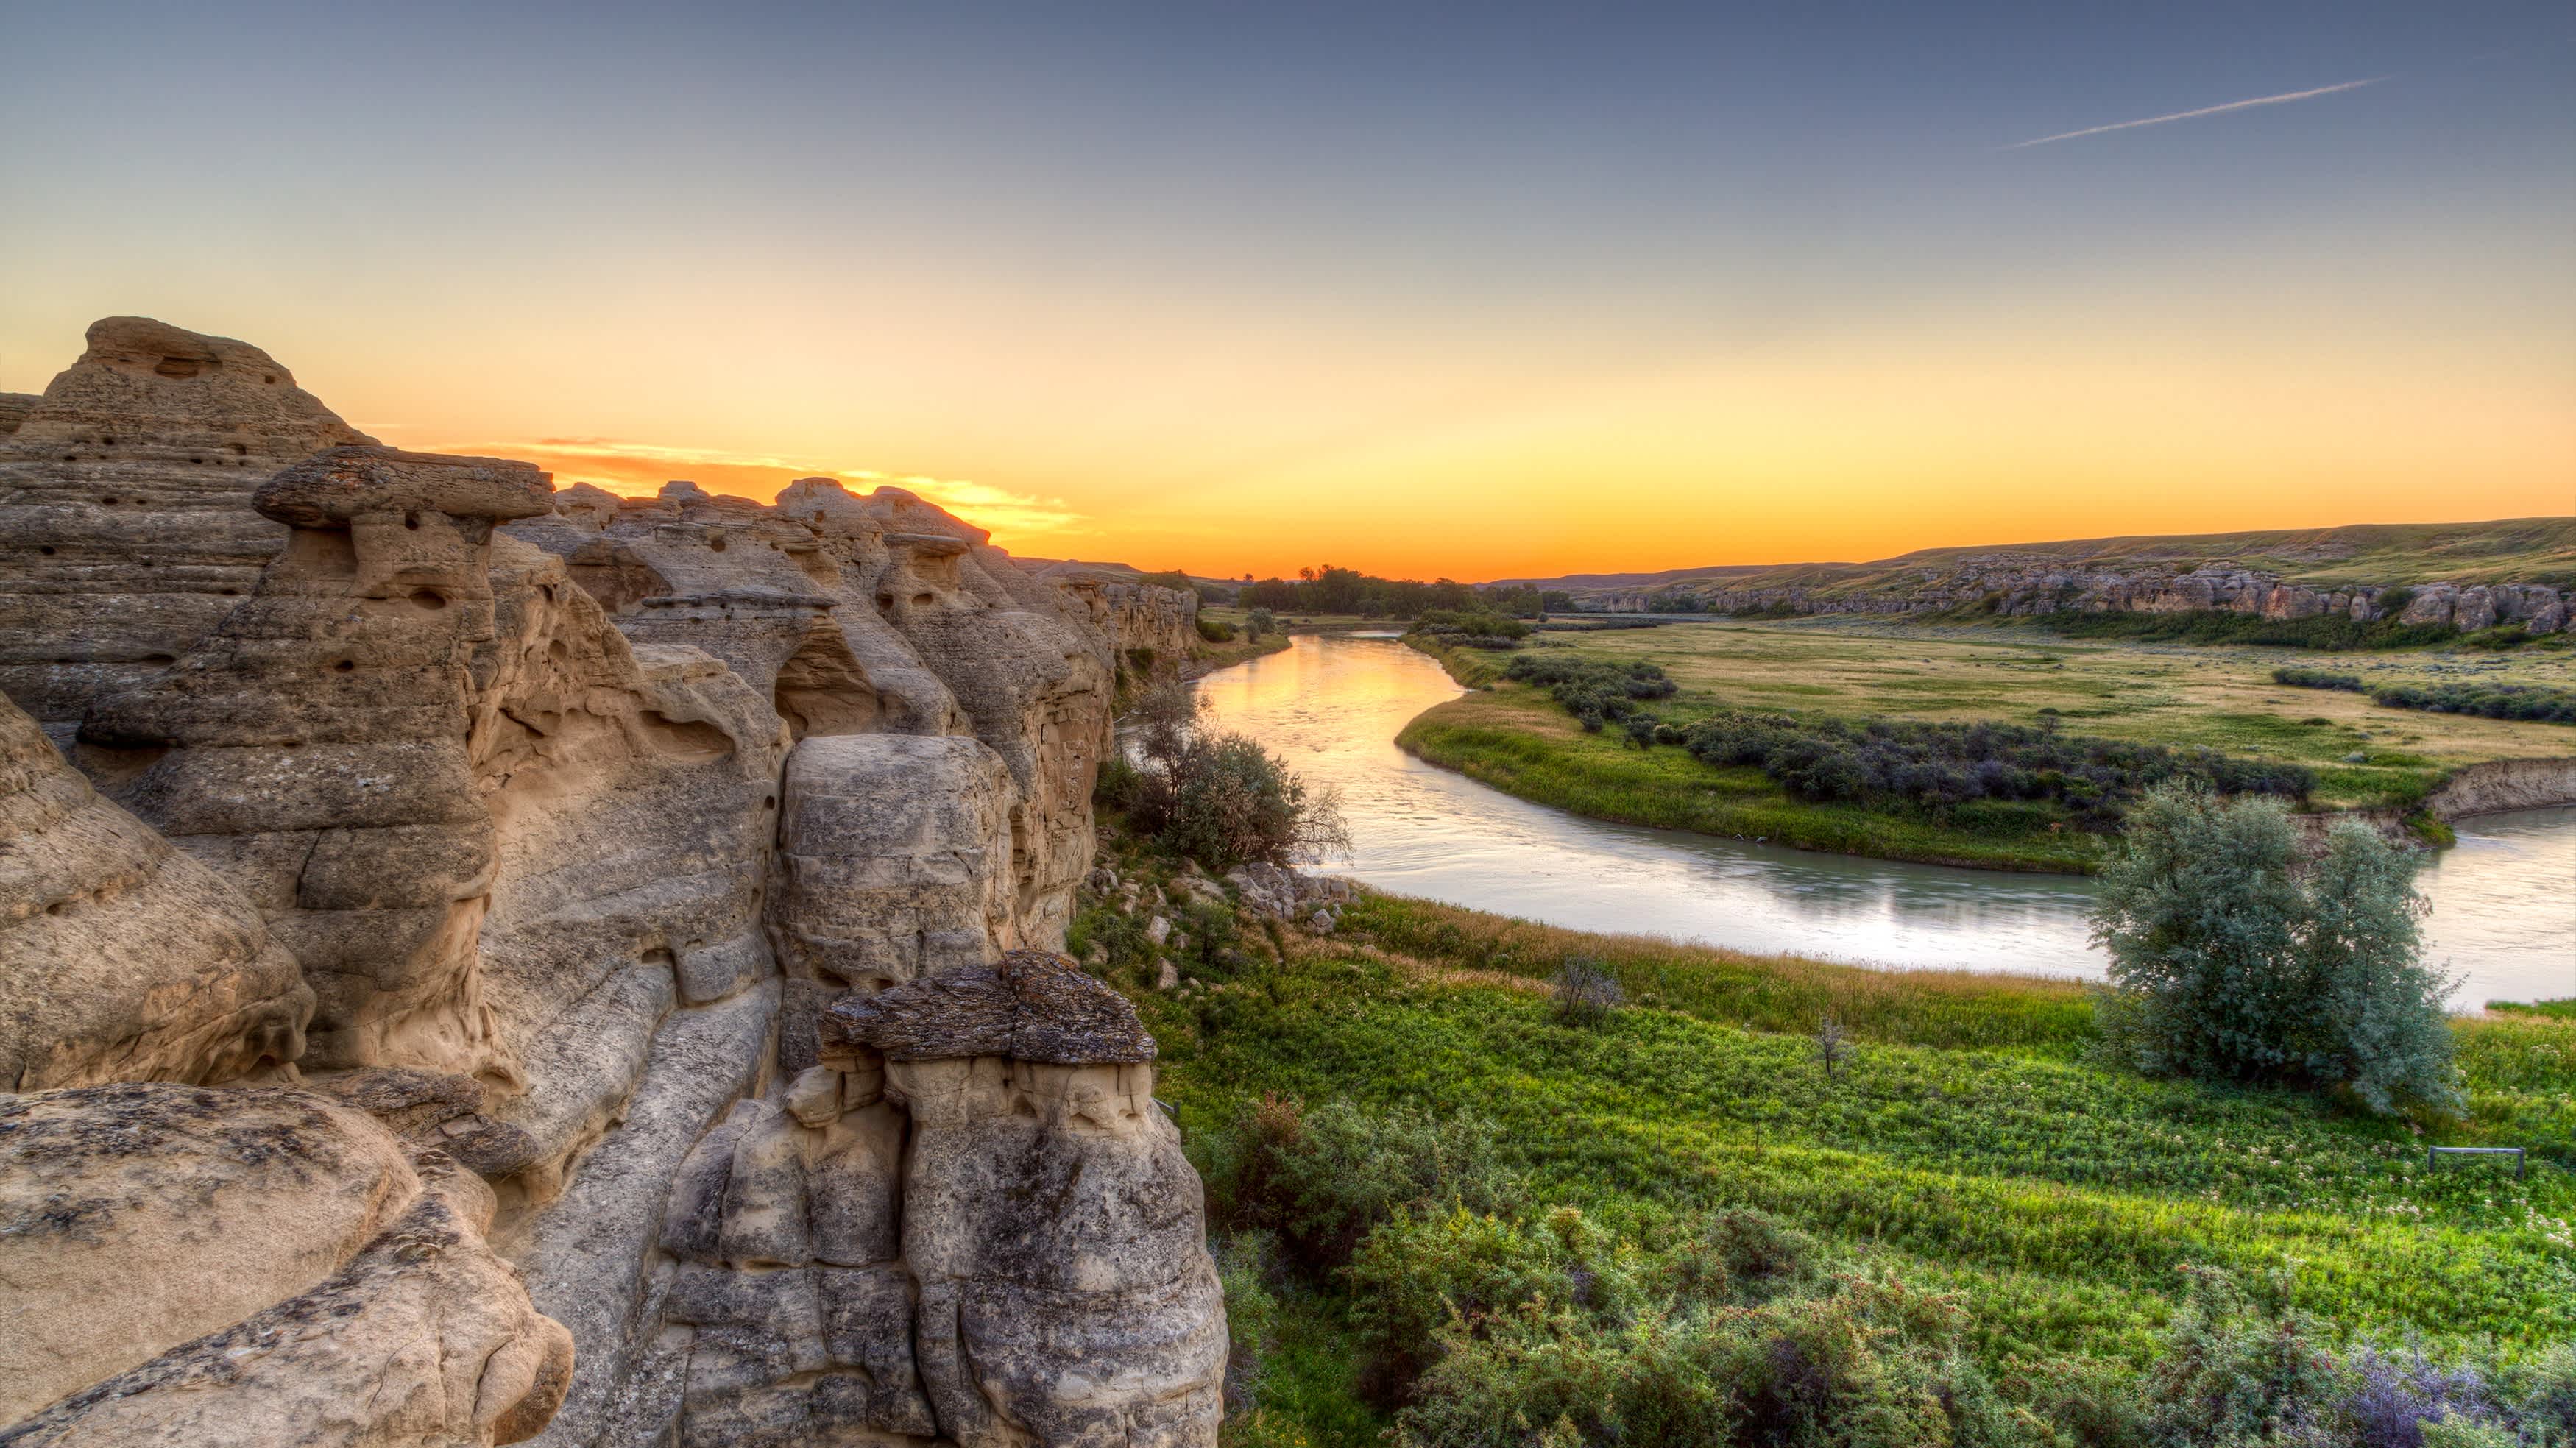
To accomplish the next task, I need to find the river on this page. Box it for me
[1194,634,2576,1008]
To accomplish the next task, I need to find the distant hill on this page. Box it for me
[1490,518,2576,599]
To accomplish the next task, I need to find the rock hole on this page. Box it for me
[876,593,894,608]
[410,589,447,611]
[99,497,116,507]
[334,659,356,672]
[404,512,421,530]
[708,536,728,553]
[38,546,54,556]
[189,456,204,465]
[763,795,777,811]
[153,358,202,379]
[912,592,933,606]
[62,455,76,463]
[102,436,117,447]
[263,375,278,384]
[141,653,174,665]
[232,443,249,455]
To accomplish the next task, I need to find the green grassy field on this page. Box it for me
[1070,842,2576,1445]
[1395,620,2576,872]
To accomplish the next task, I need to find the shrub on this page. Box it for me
[1502,653,1677,731]
[2045,608,2457,650]
[1197,615,1237,642]
[1668,706,2309,826]
[1245,606,1276,639]
[2090,784,2460,1113]
[2366,680,2576,725]
[1205,1098,1525,1271]
[1411,609,1532,645]
[1549,960,1624,1027]
[1120,681,1348,870]
[2277,666,2367,691]
[2458,625,2534,651]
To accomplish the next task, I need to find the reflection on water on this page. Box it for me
[1198,635,2576,1007]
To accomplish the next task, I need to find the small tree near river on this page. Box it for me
[2090,782,2461,1115]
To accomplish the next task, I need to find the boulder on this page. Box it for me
[0,694,309,1090]
[0,1082,570,1444]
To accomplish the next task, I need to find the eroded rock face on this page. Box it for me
[0,1082,571,1444]
[636,952,1223,1448]
[0,319,1222,1448]
[769,733,1019,1001]
[0,694,308,1091]
[0,319,375,728]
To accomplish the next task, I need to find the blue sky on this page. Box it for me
[4,1,2569,575]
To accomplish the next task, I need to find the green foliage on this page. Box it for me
[1238,564,1546,620]
[1122,681,1351,870]
[2488,998,2576,1021]
[2368,679,2576,725]
[1201,1095,1525,1270]
[2092,787,2460,1114]
[1410,609,1533,649]
[2458,625,2538,651]
[1200,616,1239,642]
[2276,666,2368,691]
[2045,608,2460,650]
[1392,1265,2023,1448]
[1549,959,1624,1026]
[1246,607,1276,639]
[1680,707,2313,825]
[2276,664,2576,723]
[1501,652,1676,730]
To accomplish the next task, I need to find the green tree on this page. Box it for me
[2090,784,2459,1114]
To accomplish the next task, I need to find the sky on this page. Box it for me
[4,1,2572,581]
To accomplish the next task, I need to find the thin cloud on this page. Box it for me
[2006,76,2388,149]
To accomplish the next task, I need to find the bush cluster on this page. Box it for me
[1201,1096,2576,1446]
[1501,653,1676,731]
[1412,609,1533,650]
[1103,684,1350,870]
[1198,1098,2012,1442]
[2369,679,2576,725]
[1679,709,2310,826]
[2276,667,2576,724]
[1196,615,1237,642]
[2092,785,2460,1115]
[2048,608,2459,650]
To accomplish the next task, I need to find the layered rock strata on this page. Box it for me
[0,318,374,729]
[0,319,1222,1447]
[1,694,308,1090]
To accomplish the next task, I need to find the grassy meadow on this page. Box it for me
[1069,843,2576,1445]
[1397,620,2576,872]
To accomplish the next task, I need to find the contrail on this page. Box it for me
[2006,76,2388,149]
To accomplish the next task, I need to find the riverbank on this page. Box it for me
[1395,622,2576,874]
[1071,827,2576,1444]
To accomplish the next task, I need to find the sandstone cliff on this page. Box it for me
[0,319,1220,1447]
[0,318,375,730]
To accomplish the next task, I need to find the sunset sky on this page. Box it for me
[5,1,2571,581]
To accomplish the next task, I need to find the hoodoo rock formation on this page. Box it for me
[0,319,1217,1447]
[0,318,375,731]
